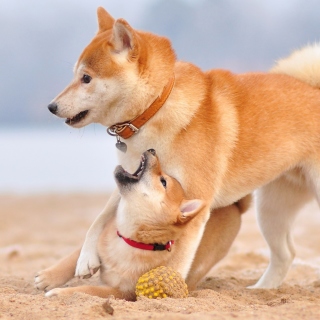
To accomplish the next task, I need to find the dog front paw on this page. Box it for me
[75,250,100,278]
[35,269,65,292]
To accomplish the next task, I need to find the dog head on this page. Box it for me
[47,7,176,128]
[114,149,205,244]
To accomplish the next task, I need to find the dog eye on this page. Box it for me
[81,74,92,84]
[160,176,167,188]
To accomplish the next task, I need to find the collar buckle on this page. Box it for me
[107,122,139,137]
[153,243,166,251]
[127,123,139,133]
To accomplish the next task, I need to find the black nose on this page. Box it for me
[48,102,58,114]
[148,149,156,156]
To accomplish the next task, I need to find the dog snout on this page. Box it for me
[48,102,58,114]
[147,149,156,156]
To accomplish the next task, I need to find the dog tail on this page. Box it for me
[234,194,252,214]
[270,43,320,88]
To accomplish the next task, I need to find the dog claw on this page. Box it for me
[91,266,100,275]
[79,266,100,279]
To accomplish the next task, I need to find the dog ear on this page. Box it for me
[110,19,140,60]
[177,199,205,224]
[97,7,115,32]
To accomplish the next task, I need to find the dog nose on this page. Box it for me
[48,102,58,114]
[147,149,156,156]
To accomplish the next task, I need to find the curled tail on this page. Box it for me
[270,43,320,88]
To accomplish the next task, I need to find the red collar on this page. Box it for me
[117,231,174,252]
[107,75,175,140]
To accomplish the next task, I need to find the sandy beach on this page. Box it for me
[1,193,320,319]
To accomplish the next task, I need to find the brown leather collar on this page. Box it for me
[107,75,175,139]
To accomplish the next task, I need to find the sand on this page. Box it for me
[1,193,320,320]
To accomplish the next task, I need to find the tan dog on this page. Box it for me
[46,6,320,289]
[35,149,247,299]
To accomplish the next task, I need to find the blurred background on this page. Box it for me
[1,0,320,193]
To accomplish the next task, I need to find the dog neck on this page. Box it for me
[117,231,174,252]
[107,75,175,140]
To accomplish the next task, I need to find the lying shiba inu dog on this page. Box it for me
[47,6,320,289]
[35,149,245,299]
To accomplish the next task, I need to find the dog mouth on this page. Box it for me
[65,110,89,125]
[114,154,147,185]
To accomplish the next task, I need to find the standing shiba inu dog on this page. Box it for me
[46,6,320,289]
[35,149,244,299]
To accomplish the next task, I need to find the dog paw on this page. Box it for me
[75,250,100,278]
[45,288,68,297]
[35,269,63,292]
[247,282,278,289]
[247,284,259,289]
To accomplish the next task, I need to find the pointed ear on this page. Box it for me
[97,7,115,33]
[110,18,139,60]
[177,199,205,224]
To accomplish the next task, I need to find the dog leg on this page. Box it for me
[186,195,251,290]
[306,165,320,205]
[75,189,120,278]
[45,285,131,300]
[250,175,311,289]
[35,248,80,291]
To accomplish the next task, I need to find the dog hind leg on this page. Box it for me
[250,175,311,289]
[186,196,251,290]
[45,284,131,300]
[306,164,320,205]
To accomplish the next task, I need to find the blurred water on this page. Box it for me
[0,126,118,193]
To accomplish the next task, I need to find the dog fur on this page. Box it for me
[45,7,320,289]
[35,150,247,299]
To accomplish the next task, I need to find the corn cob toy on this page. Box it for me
[136,266,188,299]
